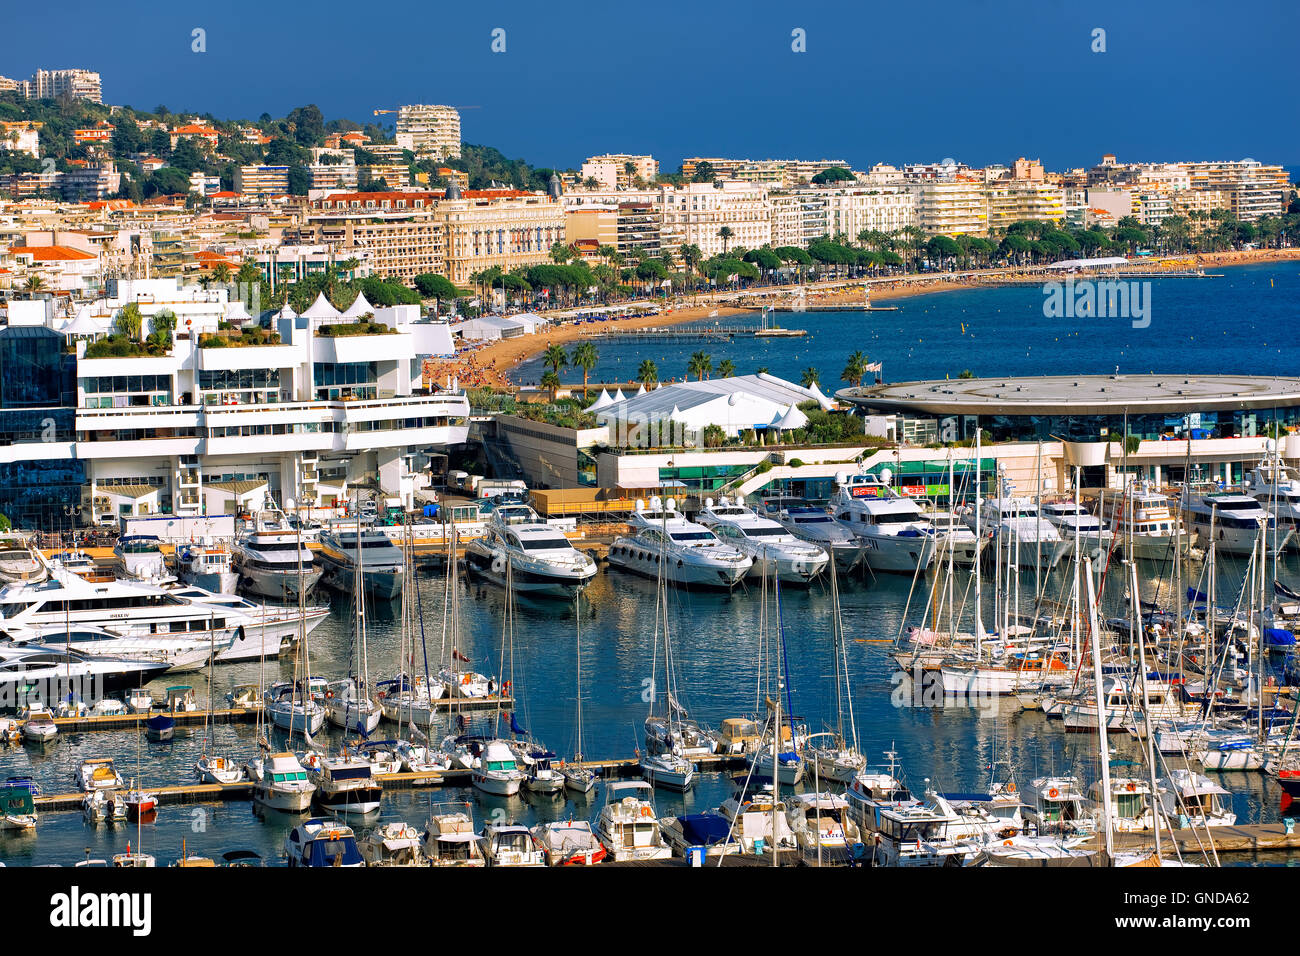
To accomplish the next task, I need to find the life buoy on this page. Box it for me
[461,675,471,686]
[640,806,652,818]
[1126,782,1137,792]
[491,555,506,575]
[1003,839,1014,847]
[1048,787,1059,798]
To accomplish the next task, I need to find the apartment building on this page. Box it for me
[234,166,291,195]
[820,186,916,238]
[394,104,461,160]
[911,178,987,236]
[580,154,658,189]
[768,192,804,248]
[308,163,359,192]
[302,191,445,283]
[359,163,410,188]
[0,121,42,158]
[433,189,566,284]
[984,180,1065,233]
[18,68,103,104]
[1180,160,1289,221]
[660,181,771,257]
[60,163,122,203]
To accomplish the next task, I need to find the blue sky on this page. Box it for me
[8,0,1297,172]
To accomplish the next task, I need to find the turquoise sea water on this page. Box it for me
[3,262,1299,866]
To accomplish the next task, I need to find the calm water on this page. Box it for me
[2,553,1296,866]
[510,263,1300,387]
[4,262,1300,865]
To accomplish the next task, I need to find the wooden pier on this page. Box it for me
[33,697,516,735]
[1086,823,1300,857]
[33,752,751,813]
[588,324,804,342]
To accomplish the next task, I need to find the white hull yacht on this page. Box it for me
[697,495,828,584]
[829,474,937,573]
[464,500,596,597]
[606,497,752,588]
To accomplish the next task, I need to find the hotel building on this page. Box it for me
[580,154,659,190]
[911,178,988,237]
[432,189,566,285]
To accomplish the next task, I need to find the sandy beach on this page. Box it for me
[422,247,1300,391]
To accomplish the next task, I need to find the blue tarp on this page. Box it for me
[678,812,733,846]
[1266,628,1296,646]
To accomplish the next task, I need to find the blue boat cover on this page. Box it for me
[508,712,527,735]
[1265,628,1296,646]
[678,813,732,846]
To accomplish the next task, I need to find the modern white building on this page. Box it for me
[1,284,467,525]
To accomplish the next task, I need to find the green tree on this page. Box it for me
[716,359,735,379]
[687,351,713,381]
[800,366,820,389]
[811,166,854,185]
[637,359,659,387]
[841,350,870,386]
[540,369,561,402]
[717,226,734,254]
[543,342,569,378]
[115,302,144,340]
[570,341,599,396]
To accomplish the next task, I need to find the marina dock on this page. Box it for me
[588,324,805,342]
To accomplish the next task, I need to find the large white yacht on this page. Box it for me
[829,474,937,573]
[1101,482,1196,561]
[757,496,867,572]
[5,622,230,673]
[696,495,829,584]
[1040,499,1114,564]
[233,509,321,600]
[0,570,324,664]
[316,527,405,599]
[1180,484,1290,555]
[464,501,597,597]
[594,781,672,862]
[967,495,1071,570]
[112,535,168,582]
[0,643,170,702]
[1245,460,1300,542]
[606,497,752,588]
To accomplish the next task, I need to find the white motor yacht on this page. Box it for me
[0,534,47,585]
[470,739,524,796]
[531,820,607,865]
[358,821,425,866]
[594,781,672,862]
[284,818,364,867]
[233,509,321,599]
[422,803,486,866]
[829,474,938,573]
[317,527,405,599]
[1156,769,1237,828]
[464,501,597,597]
[1245,459,1300,542]
[758,496,867,572]
[249,752,315,812]
[966,494,1071,570]
[307,752,383,816]
[606,497,752,588]
[480,823,546,866]
[1041,499,1114,564]
[176,544,239,594]
[112,535,167,581]
[1101,482,1196,561]
[696,495,829,584]
[1180,484,1291,555]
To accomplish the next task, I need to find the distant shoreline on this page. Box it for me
[423,247,1300,390]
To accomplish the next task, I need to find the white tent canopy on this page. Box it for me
[771,403,809,431]
[341,291,374,319]
[585,388,615,412]
[300,292,341,321]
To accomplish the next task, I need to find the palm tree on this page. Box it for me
[800,366,820,389]
[841,350,870,386]
[540,369,561,401]
[549,242,570,264]
[23,275,45,293]
[637,359,659,388]
[717,226,734,255]
[211,262,231,285]
[570,342,599,396]
[687,351,713,381]
[543,342,569,380]
[717,358,735,379]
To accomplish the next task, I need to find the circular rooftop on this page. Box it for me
[837,374,1300,417]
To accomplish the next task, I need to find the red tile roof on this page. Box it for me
[16,245,98,262]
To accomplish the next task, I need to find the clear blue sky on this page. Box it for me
[8,0,1297,172]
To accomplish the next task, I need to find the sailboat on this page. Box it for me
[561,605,596,793]
[473,559,527,798]
[806,556,866,783]
[196,626,244,784]
[748,571,805,787]
[639,505,698,792]
[269,510,325,737]
[325,496,382,735]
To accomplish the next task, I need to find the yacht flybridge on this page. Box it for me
[696,495,829,584]
[829,473,938,573]
[1101,482,1195,561]
[607,497,752,588]
[464,501,597,597]
[233,508,321,600]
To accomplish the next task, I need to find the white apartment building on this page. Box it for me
[395,104,462,160]
[580,154,658,189]
[768,193,804,248]
[984,180,1065,233]
[819,186,916,238]
[911,179,987,236]
[19,68,102,104]
[660,181,772,256]
[0,121,42,158]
